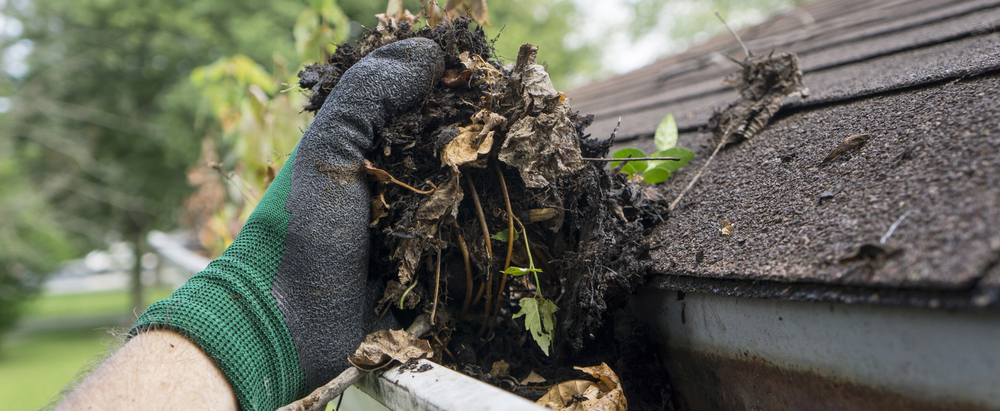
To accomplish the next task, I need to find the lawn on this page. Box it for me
[0,328,115,411]
[0,287,175,411]
[0,286,387,411]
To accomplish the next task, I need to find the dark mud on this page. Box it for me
[299,19,672,409]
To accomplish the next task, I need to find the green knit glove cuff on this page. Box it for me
[132,150,306,411]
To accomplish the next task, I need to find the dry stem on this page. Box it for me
[669,137,726,211]
[465,173,492,262]
[430,248,442,325]
[480,160,514,340]
[454,222,475,316]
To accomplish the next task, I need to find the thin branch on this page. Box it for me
[716,10,750,59]
[430,248,442,325]
[465,173,492,262]
[365,160,436,194]
[454,222,474,316]
[669,136,726,211]
[480,160,514,340]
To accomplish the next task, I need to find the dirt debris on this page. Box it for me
[298,19,671,409]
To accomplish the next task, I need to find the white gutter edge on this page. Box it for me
[146,230,210,274]
[355,359,548,411]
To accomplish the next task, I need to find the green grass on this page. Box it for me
[0,328,117,411]
[0,286,178,411]
[23,286,177,318]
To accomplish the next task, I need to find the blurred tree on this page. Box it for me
[0,0,596,343]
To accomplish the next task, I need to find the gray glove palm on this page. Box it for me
[135,38,445,411]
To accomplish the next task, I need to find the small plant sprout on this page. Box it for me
[610,114,695,183]
[500,224,557,355]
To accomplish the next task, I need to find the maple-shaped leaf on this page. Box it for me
[513,296,558,355]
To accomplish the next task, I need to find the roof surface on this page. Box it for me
[567,0,1000,306]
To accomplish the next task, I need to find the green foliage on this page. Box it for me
[654,113,677,152]
[490,228,519,243]
[502,266,542,276]
[611,113,694,183]
[513,295,558,356]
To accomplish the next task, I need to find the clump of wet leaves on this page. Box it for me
[298,18,671,409]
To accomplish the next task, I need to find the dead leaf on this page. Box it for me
[370,192,389,227]
[820,133,870,166]
[415,173,463,221]
[708,52,808,146]
[440,110,506,168]
[537,363,627,411]
[521,371,547,385]
[721,219,734,235]
[441,124,492,168]
[444,0,490,27]
[528,208,558,222]
[348,329,433,372]
[489,360,510,379]
[459,52,502,88]
[498,45,584,188]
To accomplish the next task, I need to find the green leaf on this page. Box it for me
[490,228,519,243]
[513,296,559,356]
[503,266,542,276]
[641,167,670,183]
[654,114,678,151]
[610,148,648,175]
[648,147,696,172]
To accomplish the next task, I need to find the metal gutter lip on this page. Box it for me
[355,359,548,411]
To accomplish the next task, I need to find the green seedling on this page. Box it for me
[498,227,557,355]
[610,114,695,183]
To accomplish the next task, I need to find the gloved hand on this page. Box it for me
[133,38,444,411]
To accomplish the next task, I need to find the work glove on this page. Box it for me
[132,38,445,411]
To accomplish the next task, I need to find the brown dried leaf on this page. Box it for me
[521,371,547,385]
[499,103,584,188]
[537,363,627,411]
[348,329,433,372]
[498,45,583,188]
[721,219,734,235]
[441,123,492,168]
[415,172,463,221]
[489,360,510,379]
[370,192,389,228]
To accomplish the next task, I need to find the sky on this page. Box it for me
[573,0,797,75]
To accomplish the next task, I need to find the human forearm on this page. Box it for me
[57,329,237,411]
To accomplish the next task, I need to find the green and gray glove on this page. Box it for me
[133,38,444,411]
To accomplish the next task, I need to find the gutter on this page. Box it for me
[637,286,1000,410]
[355,359,547,411]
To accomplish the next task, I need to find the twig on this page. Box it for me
[716,11,750,59]
[365,159,436,194]
[880,210,910,244]
[669,137,725,211]
[481,160,514,340]
[277,315,433,411]
[454,222,474,316]
[430,248,442,325]
[498,162,515,272]
[210,163,260,206]
[465,174,492,262]
[584,157,680,162]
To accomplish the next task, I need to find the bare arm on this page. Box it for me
[56,329,238,411]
